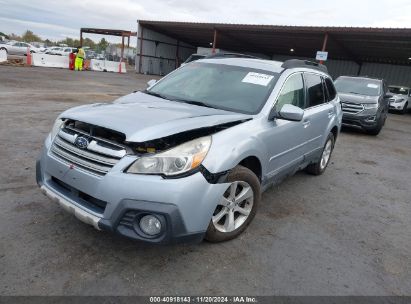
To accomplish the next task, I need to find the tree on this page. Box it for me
[97,38,109,52]
[22,30,42,42]
[8,33,22,41]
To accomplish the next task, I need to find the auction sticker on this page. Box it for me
[242,72,274,86]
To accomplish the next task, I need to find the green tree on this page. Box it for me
[21,30,42,42]
[97,38,109,52]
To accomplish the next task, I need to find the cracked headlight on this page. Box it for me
[127,136,212,176]
[50,118,64,139]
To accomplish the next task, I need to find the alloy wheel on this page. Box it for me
[212,181,254,233]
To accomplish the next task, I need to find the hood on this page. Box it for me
[61,91,251,142]
[389,93,407,101]
[338,92,379,104]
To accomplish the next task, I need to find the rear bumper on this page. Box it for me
[36,137,229,244]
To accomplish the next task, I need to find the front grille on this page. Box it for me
[50,177,107,214]
[50,122,128,176]
[341,102,364,114]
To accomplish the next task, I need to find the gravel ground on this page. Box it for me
[0,65,410,296]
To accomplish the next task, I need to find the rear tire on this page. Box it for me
[306,133,335,176]
[205,165,260,243]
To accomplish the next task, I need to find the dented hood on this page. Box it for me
[61,91,251,142]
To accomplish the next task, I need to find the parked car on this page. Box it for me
[334,76,390,135]
[44,47,63,55]
[37,58,342,244]
[388,86,411,114]
[0,41,41,55]
[54,47,75,56]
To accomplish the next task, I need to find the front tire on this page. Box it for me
[306,133,335,175]
[205,165,260,242]
[402,102,408,114]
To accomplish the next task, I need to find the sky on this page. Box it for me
[1,0,410,43]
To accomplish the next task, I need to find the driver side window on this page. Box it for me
[275,73,305,111]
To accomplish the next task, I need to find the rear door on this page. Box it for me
[302,73,334,158]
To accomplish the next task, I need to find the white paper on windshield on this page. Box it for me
[242,72,274,86]
[367,84,378,88]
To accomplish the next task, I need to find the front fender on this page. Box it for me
[202,120,268,175]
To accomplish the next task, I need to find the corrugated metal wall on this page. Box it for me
[136,27,195,75]
[360,63,411,86]
[272,54,411,86]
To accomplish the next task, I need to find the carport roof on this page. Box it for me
[137,20,411,65]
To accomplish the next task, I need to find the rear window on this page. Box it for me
[324,77,337,101]
[304,73,325,108]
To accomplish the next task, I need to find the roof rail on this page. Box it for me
[281,59,328,73]
[205,52,260,59]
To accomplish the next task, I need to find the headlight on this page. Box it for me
[395,99,404,103]
[50,118,64,139]
[127,136,212,176]
[363,103,378,109]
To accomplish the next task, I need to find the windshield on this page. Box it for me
[148,62,279,114]
[334,77,381,96]
[389,87,409,96]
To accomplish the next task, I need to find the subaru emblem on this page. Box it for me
[74,136,89,149]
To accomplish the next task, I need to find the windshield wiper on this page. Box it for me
[143,90,169,100]
[171,99,220,110]
[348,91,361,95]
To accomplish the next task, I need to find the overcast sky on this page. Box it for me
[1,0,410,43]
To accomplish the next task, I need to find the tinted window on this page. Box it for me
[334,77,381,96]
[388,87,409,96]
[275,73,305,110]
[305,73,325,108]
[149,62,279,114]
[324,77,337,101]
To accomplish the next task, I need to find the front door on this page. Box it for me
[263,73,309,180]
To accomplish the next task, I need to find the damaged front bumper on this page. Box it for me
[36,136,230,244]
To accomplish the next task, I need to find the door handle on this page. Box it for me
[303,120,311,128]
[328,110,334,118]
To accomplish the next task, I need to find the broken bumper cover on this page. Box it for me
[36,142,229,244]
[341,112,379,131]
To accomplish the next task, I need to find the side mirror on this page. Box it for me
[147,79,157,88]
[269,104,304,122]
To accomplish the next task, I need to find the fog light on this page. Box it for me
[139,215,162,236]
[365,116,376,122]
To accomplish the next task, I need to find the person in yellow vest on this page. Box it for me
[74,46,85,71]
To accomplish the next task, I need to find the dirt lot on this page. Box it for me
[0,66,410,296]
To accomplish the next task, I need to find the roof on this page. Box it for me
[138,20,411,65]
[80,28,136,37]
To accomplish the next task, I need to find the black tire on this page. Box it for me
[306,132,335,176]
[366,118,384,135]
[402,103,408,115]
[0,47,7,54]
[205,165,261,242]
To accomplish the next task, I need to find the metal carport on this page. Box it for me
[136,20,411,85]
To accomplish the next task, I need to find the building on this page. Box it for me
[135,20,411,85]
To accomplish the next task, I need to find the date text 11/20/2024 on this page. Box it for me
[149,296,258,303]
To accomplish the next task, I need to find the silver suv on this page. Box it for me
[37,58,342,244]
